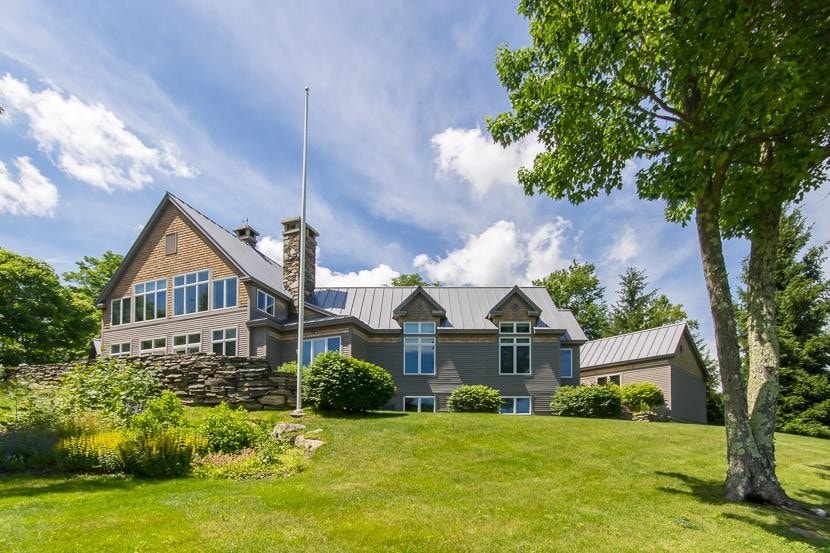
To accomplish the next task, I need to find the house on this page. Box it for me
[579,322,708,423]
[97,192,587,414]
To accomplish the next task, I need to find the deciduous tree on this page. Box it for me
[533,260,608,339]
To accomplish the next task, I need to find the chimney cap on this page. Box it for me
[234,221,260,241]
[281,216,319,238]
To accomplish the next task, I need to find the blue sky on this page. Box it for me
[1,1,828,351]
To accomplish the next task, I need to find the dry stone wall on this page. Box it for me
[3,354,296,410]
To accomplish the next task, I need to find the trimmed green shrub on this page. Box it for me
[56,431,125,474]
[130,391,185,435]
[621,382,664,411]
[119,430,194,477]
[198,403,265,453]
[780,419,830,439]
[304,352,396,413]
[550,385,622,418]
[447,385,502,413]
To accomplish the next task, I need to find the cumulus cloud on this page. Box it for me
[0,74,197,191]
[0,156,58,216]
[605,225,640,265]
[413,219,571,286]
[431,127,544,198]
[316,264,400,287]
[257,235,284,264]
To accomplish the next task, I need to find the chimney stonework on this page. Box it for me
[281,217,318,311]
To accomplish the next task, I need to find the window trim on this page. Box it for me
[256,289,276,317]
[560,347,573,378]
[172,269,211,317]
[499,321,533,376]
[211,327,238,356]
[212,276,239,311]
[110,296,132,326]
[403,396,437,413]
[109,342,131,357]
[500,396,533,415]
[596,374,622,386]
[139,336,167,356]
[403,321,437,376]
[133,278,167,322]
[172,332,202,354]
[301,334,342,366]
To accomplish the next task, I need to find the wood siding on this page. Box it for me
[581,364,673,409]
[670,367,707,423]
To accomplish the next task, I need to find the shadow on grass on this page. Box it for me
[0,473,148,498]
[809,464,830,480]
[655,471,829,545]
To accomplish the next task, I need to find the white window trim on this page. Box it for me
[139,336,167,356]
[133,278,168,322]
[211,327,238,356]
[110,296,132,326]
[499,321,533,375]
[500,396,533,415]
[256,289,276,317]
[172,332,202,354]
[302,335,342,366]
[403,321,436,335]
[596,374,622,386]
[560,347,573,378]
[109,342,131,357]
[172,269,211,317]
[403,396,437,413]
[403,322,437,376]
[212,276,239,311]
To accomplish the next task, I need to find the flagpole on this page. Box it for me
[292,86,310,417]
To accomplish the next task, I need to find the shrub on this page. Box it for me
[447,385,502,413]
[56,431,125,474]
[621,382,664,411]
[276,361,298,374]
[0,429,59,471]
[198,403,265,453]
[800,399,830,427]
[550,385,622,418]
[119,430,194,477]
[304,352,396,412]
[780,420,830,439]
[130,391,185,435]
[193,442,310,480]
[61,360,161,423]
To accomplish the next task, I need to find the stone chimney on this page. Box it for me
[233,222,260,247]
[281,217,319,309]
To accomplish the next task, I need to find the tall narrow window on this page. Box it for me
[212,328,237,356]
[403,322,436,375]
[499,322,531,374]
[213,276,238,310]
[173,270,209,315]
[301,335,341,366]
[256,289,275,316]
[560,348,573,378]
[134,279,167,322]
[110,297,131,326]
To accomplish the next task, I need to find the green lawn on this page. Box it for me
[1,411,828,552]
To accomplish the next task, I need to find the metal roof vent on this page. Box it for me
[233,221,260,247]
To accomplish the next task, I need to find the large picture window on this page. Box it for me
[256,289,276,316]
[134,279,167,322]
[499,322,531,375]
[173,271,209,316]
[213,277,238,310]
[212,328,237,356]
[560,347,573,378]
[302,336,341,366]
[404,322,436,375]
[110,297,131,326]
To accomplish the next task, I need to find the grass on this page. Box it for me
[1,409,829,552]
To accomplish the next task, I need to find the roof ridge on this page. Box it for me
[313,285,546,290]
[585,321,686,343]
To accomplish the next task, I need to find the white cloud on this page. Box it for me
[431,127,544,198]
[0,156,58,216]
[0,74,197,192]
[414,219,571,286]
[605,225,640,265]
[316,264,399,287]
[257,235,284,264]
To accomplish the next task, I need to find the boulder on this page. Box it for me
[271,422,306,439]
[294,436,325,453]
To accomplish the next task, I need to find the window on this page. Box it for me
[134,279,167,322]
[110,297,131,326]
[560,347,573,378]
[302,336,342,366]
[499,322,531,375]
[256,289,276,316]
[501,396,532,415]
[597,374,621,386]
[212,328,237,356]
[404,396,436,413]
[173,270,209,316]
[110,342,131,357]
[165,233,177,255]
[173,333,201,354]
[139,337,166,356]
[404,322,435,375]
[213,277,238,310]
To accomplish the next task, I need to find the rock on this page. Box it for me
[271,422,306,439]
[306,428,323,435]
[294,436,325,452]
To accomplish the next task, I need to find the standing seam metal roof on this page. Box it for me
[580,322,687,368]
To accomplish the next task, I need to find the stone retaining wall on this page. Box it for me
[3,354,296,410]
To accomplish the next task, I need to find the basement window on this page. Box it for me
[212,328,237,356]
[173,333,202,354]
[404,396,436,413]
[139,337,166,356]
[500,396,532,415]
[110,342,131,357]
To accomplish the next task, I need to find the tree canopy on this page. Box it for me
[390,273,440,287]
[63,250,123,302]
[533,260,608,339]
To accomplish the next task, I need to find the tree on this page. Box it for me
[605,267,688,336]
[533,260,608,339]
[739,209,830,437]
[63,250,123,301]
[0,248,98,365]
[489,1,829,506]
[391,273,440,287]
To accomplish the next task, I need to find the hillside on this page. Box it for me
[1,412,828,552]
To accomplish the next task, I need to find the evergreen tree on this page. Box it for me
[533,260,609,340]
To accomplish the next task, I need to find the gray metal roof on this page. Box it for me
[310,286,588,340]
[580,322,687,369]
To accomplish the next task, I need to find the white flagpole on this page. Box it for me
[293,86,310,417]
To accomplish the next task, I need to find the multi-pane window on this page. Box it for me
[173,333,201,354]
[500,396,532,415]
[134,279,167,322]
[256,289,276,316]
[404,396,436,413]
[302,336,341,366]
[404,322,436,375]
[212,277,238,310]
[110,342,131,357]
[499,322,531,374]
[597,374,621,386]
[173,271,209,315]
[212,328,237,356]
[139,337,166,356]
[560,347,573,378]
[110,297,132,326]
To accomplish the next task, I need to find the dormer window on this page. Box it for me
[499,322,531,375]
[403,322,436,375]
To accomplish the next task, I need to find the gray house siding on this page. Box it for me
[670,367,707,423]
[581,364,673,408]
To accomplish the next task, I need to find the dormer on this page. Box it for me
[486,286,542,326]
[392,286,446,325]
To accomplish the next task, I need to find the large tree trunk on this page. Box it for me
[745,200,782,470]
[694,179,792,506]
